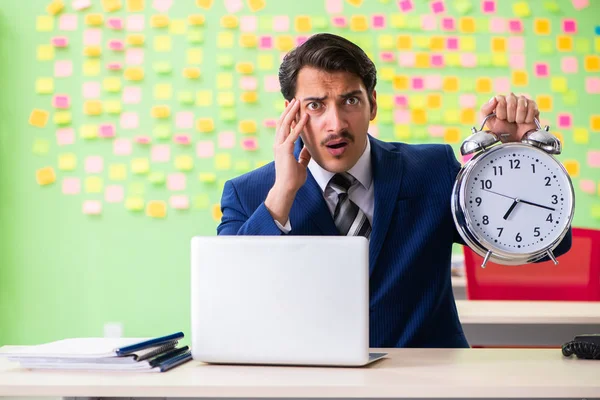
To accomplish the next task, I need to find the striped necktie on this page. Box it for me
[328,173,372,239]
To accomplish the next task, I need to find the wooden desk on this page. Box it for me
[1,348,599,398]
[456,300,600,346]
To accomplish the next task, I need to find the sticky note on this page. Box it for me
[217,32,234,48]
[37,45,54,61]
[550,76,568,92]
[217,92,235,107]
[124,67,144,81]
[154,36,171,51]
[79,124,97,139]
[238,120,257,134]
[127,34,145,46]
[59,14,77,31]
[106,100,123,113]
[29,109,50,128]
[85,14,104,26]
[586,77,600,94]
[108,164,127,181]
[536,95,552,112]
[53,111,71,125]
[295,16,312,32]
[196,118,214,133]
[491,37,506,52]
[167,173,186,190]
[240,138,258,151]
[130,158,149,175]
[153,61,172,74]
[111,139,131,156]
[178,91,194,104]
[534,18,551,35]
[103,77,121,92]
[557,35,573,52]
[84,155,104,174]
[591,116,600,132]
[174,155,194,171]
[215,153,231,170]
[107,17,123,30]
[81,200,102,215]
[98,123,116,138]
[126,0,144,11]
[37,15,54,31]
[349,16,368,31]
[442,77,459,92]
[585,55,600,72]
[58,153,77,170]
[174,111,193,129]
[475,77,492,93]
[148,172,165,185]
[151,14,169,28]
[56,127,75,146]
[168,195,189,210]
[46,0,64,15]
[36,167,56,186]
[216,132,234,149]
[188,14,205,26]
[511,70,528,86]
[247,0,265,11]
[151,144,170,162]
[124,196,143,211]
[32,138,50,155]
[258,36,272,50]
[151,105,170,118]
[174,134,191,145]
[62,177,80,195]
[220,15,238,29]
[188,30,204,44]
[102,0,122,12]
[35,77,54,94]
[123,86,142,104]
[83,46,101,57]
[72,0,91,9]
[458,17,475,33]
[198,173,217,183]
[145,200,166,218]
[535,63,550,78]
[120,112,139,129]
[193,140,215,158]
[84,100,102,115]
[236,62,254,75]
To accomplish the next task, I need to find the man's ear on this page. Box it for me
[369,90,378,121]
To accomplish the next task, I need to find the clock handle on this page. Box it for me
[546,250,559,265]
[481,250,493,268]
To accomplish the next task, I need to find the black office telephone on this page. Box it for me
[562,334,600,360]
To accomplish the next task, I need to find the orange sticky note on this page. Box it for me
[275,36,294,52]
[84,46,101,57]
[591,115,600,132]
[350,15,368,31]
[461,109,476,124]
[534,18,551,35]
[211,203,222,221]
[183,67,201,79]
[427,94,442,109]
[295,16,311,32]
[36,167,56,185]
[146,200,167,218]
[46,0,64,15]
[188,14,205,25]
[443,77,459,92]
[196,0,212,8]
[127,0,144,11]
[238,120,257,134]
[415,53,430,68]
[491,37,506,52]
[196,118,214,132]
[220,15,238,28]
[124,67,144,81]
[29,109,50,127]
[84,100,102,115]
[430,36,445,51]
[557,35,573,52]
[393,76,409,90]
[585,55,600,72]
[151,105,170,118]
[512,70,528,86]
[397,35,411,50]
[476,77,492,93]
[127,34,145,46]
[85,14,103,26]
[241,91,258,103]
[562,160,579,177]
[411,109,426,125]
[536,95,553,112]
[102,0,122,12]
[235,62,254,74]
[459,17,476,33]
[239,33,258,48]
[151,15,169,28]
[247,0,265,12]
[444,128,461,144]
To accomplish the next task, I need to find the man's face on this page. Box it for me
[288,67,377,174]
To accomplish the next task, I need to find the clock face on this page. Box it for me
[462,144,574,255]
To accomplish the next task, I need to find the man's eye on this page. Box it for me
[307,102,321,110]
[346,97,359,105]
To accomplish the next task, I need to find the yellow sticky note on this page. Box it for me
[85,14,103,26]
[295,16,311,32]
[196,90,213,106]
[415,53,430,68]
[415,36,429,49]
[443,77,459,92]
[131,158,150,174]
[84,100,102,115]
[217,32,234,48]
[557,35,573,52]
[175,155,194,171]
[217,92,235,107]
[411,109,426,125]
[238,120,257,134]
[550,77,567,93]
[46,0,64,15]
[380,67,394,81]
[240,33,258,48]
[37,45,54,61]
[491,53,508,67]
[591,115,600,132]
[444,128,461,144]
[212,203,222,221]
[534,18,551,35]
[84,46,101,57]
[573,128,588,144]
[513,2,531,17]
[103,77,122,92]
[397,35,411,50]
[109,164,127,181]
[196,0,213,9]
[85,176,103,193]
[512,70,528,86]
[102,0,122,12]
[183,67,201,79]
[347,0,363,5]
[127,0,144,11]
[247,0,265,12]
[53,111,71,125]
[430,36,445,51]
[475,77,492,93]
[393,75,409,90]
[236,62,254,74]
[199,173,217,183]
[220,15,238,28]
[562,160,579,177]
[460,109,476,124]
[350,15,368,32]
[29,109,50,128]
[36,78,54,94]
[378,95,393,110]
[584,55,600,72]
[151,105,170,119]
[459,37,476,52]
[390,14,406,29]
[154,83,172,99]
[196,118,214,133]
[188,14,205,26]
[80,125,98,139]
[394,125,410,140]
[127,34,145,46]
[257,54,273,70]
[241,91,258,103]
[58,153,77,170]
[150,15,169,29]
[36,16,54,31]
[459,17,476,33]
[215,153,231,170]
[126,196,145,211]
[596,37,600,53]
[217,73,233,89]
[124,67,144,81]
[276,35,294,52]
[146,200,166,218]
[427,94,442,109]
[105,100,122,114]
[187,48,202,64]
[491,37,506,52]
[36,167,56,185]
[378,34,394,50]
[154,36,171,52]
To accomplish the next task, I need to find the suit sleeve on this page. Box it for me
[216,180,284,236]
[445,145,466,246]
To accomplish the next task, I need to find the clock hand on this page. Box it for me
[519,199,556,211]
[481,189,516,201]
[502,199,519,220]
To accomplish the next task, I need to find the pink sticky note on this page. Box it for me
[562,19,577,33]
[135,136,151,144]
[54,60,72,77]
[462,153,474,163]
[459,94,477,108]
[394,110,411,124]
[107,18,124,30]
[430,0,445,14]
[461,53,477,68]
[62,177,81,194]
[82,200,102,215]
[167,173,186,191]
[218,132,235,148]
[509,54,525,69]
[170,195,190,210]
[153,0,173,12]
[398,0,414,12]
[126,15,145,31]
[535,63,550,77]
[446,37,459,50]
[431,54,444,67]
[151,144,170,162]
[441,17,455,31]
[394,95,408,107]
[482,0,496,13]
[52,95,69,109]
[223,0,242,12]
[99,123,116,138]
[398,52,415,67]
[557,113,572,129]
[296,36,308,47]
[83,82,100,99]
[425,75,442,90]
[240,16,257,32]
[421,15,436,30]
[56,128,75,146]
[259,36,273,49]
[580,180,595,194]
[59,14,78,31]
[85,156,104,173]
[83,29,101,46]
[561,56,578,73]
[240,76,258,90]
[107,62,122,71]
[586,77,600,94]
[368,125,378,138]
[380,52,395,62]
[113,138,132,156]
[197,141,215,158]
[52,37,69,47]
[428,126,445,137]
[105,185,124,203]
[125,49,144,65]
[571,0,589,10]
[326,0,343,13]
[489,17,505,33]
[263,119,277,128]
[273,16,289,32]
[264,76,280,92]
[411,77,424,90]
[508,37,524,52]
[331,16,347,27]
[372,15,386,29]
[120,112,139,129]
[494,77,511,93]
[587,151,600,167]
[174,134,191,145]
[241,138,258,151]
[123,86,142,104]
[175,112,194,129]
[72,0,91,10]
[508,19,523,33]
[108,40,125,51]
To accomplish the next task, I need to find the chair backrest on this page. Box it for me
[463,227,600,301]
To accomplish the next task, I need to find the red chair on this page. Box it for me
[463,227,600,301]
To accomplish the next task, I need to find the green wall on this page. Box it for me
[1,0,599,345]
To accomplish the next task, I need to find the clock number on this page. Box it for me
[480,180,493,190]
[544,177,552,186]
[475,197,482,206]
[551,195,558,204]
[515,232,522,242]
[546,213,553,223]
[534,227,541,237]
[509,159,521,169]
[496,227,503,237]
[482,215,489,225]
[531,164,536,174]
[493,166,503,176]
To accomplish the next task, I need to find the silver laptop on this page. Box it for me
[190,236,387,367]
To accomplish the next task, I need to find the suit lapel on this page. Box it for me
[369,136,403,275]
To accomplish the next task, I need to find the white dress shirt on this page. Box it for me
[275,139,374,233]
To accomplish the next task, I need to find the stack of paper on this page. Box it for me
[0,332,191,373]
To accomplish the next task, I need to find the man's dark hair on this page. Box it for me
[278,33,377,109]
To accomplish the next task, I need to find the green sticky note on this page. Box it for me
[153,61,172,74]
[125,196,144,211]
[413,127,428,140]
[415,36,429,49]
[409,95,426,109]
[444,109,460,124]
[428,110,442,123]
[274,100,285,112]
[538,39,554,54]
[576,38,591,54]
[390,14,406,29]
[378,94,393,110]
[543,0,560,12]
[153,125,171,139]
[592,204,600,219]
[312,16,328,30]
[394,125,411,141]
[178,91,194,105]
[219,108,236,121]
[443,94,460,109]
[550,76,568,93]
[258,16,272,31]
[198,173,217,183]
[461,78,476,92]
[492,53,508,67]
[187,30,204,44]
[477,54,492,67]
[406,16,421,30]
[445,53,461,67]
[475,18,488,32]
[234,160,252,173]
[128,182,145,195]
[453,0,473,15]
[148,172,166,185]
[378,111,393,124]
[217,54,234,68]
[563,90,578,106]
[32,138,50,155]
[193,194,210,209]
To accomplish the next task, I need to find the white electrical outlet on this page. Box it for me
[103,322,123,338]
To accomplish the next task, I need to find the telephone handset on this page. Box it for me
[562,334,600,360]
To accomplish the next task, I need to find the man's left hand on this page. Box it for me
[479,93,540,142]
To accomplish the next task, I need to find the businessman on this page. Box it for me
[217,33,571,348]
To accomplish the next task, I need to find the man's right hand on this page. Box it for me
[264,98,311,226]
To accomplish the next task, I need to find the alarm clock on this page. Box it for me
[451,113,575,267]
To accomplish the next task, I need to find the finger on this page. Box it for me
[525,99,537,123]
[515,96,528,123]
[276,99,299,144]
[480,96,498,118]
[506,93,517,122]
[285,113,308,145]
[298,146,312,168]
[495,95,507,121]
[280,100,301,142]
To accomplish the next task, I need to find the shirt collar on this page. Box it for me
[308,137,372,193]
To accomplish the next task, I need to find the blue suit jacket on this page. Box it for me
[217,135,571,348]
